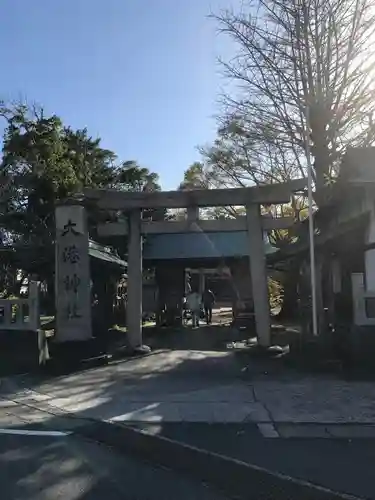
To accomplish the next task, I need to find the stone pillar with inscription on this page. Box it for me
[55,203,92,342]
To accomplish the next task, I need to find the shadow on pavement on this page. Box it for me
[128,421,375,500]
[0,421,226,500]
[2,325,375,499]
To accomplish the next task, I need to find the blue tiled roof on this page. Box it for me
[143,231,277,260]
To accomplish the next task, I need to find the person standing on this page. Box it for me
[186,288,202,327]
[202,288,215,325]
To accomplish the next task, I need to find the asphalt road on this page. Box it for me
[0,431,230,500]
[132,422,375,500]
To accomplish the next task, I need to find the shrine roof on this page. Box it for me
[89,240,127,268]
[143,231,277,261]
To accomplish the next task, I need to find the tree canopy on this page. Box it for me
[203,0,375,202]
[175,0,375,262]
[186,0,375,317]
[0,102,161,294]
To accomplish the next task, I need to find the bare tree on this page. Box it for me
[198,0,375,318]
[207,0,375,201]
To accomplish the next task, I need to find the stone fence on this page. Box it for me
[0,281,40,332]
[0,281,45,375]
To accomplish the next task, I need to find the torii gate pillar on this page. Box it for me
[126,209,143,348]
[246,204,271,347]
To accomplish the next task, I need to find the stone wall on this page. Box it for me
[0,330,46,375]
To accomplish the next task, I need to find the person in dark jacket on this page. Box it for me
[202,288,215,325]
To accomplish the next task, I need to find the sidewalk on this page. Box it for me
[2,348,375,498]
[2,348,375,437]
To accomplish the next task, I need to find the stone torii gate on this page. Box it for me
[84,179,306,349]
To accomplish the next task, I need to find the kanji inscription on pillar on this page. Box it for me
[55,205,92,341]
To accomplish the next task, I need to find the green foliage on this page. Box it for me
[116,161,161,192]
[0,103,118,247]
[268,277,283,310]
[114,160,165,225]
[179,162,208,190]
[0,102,162,286]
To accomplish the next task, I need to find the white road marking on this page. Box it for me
[257,423,280,438]
[0,428,71,437]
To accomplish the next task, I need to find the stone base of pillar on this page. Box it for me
[130,344,152,355]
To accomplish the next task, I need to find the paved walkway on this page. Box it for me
[2,348,375,439]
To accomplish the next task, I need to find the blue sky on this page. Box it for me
[0,0,237,189]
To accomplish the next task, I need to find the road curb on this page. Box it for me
[76,420,361,500]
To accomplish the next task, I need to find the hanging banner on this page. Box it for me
[55,204,92,342]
